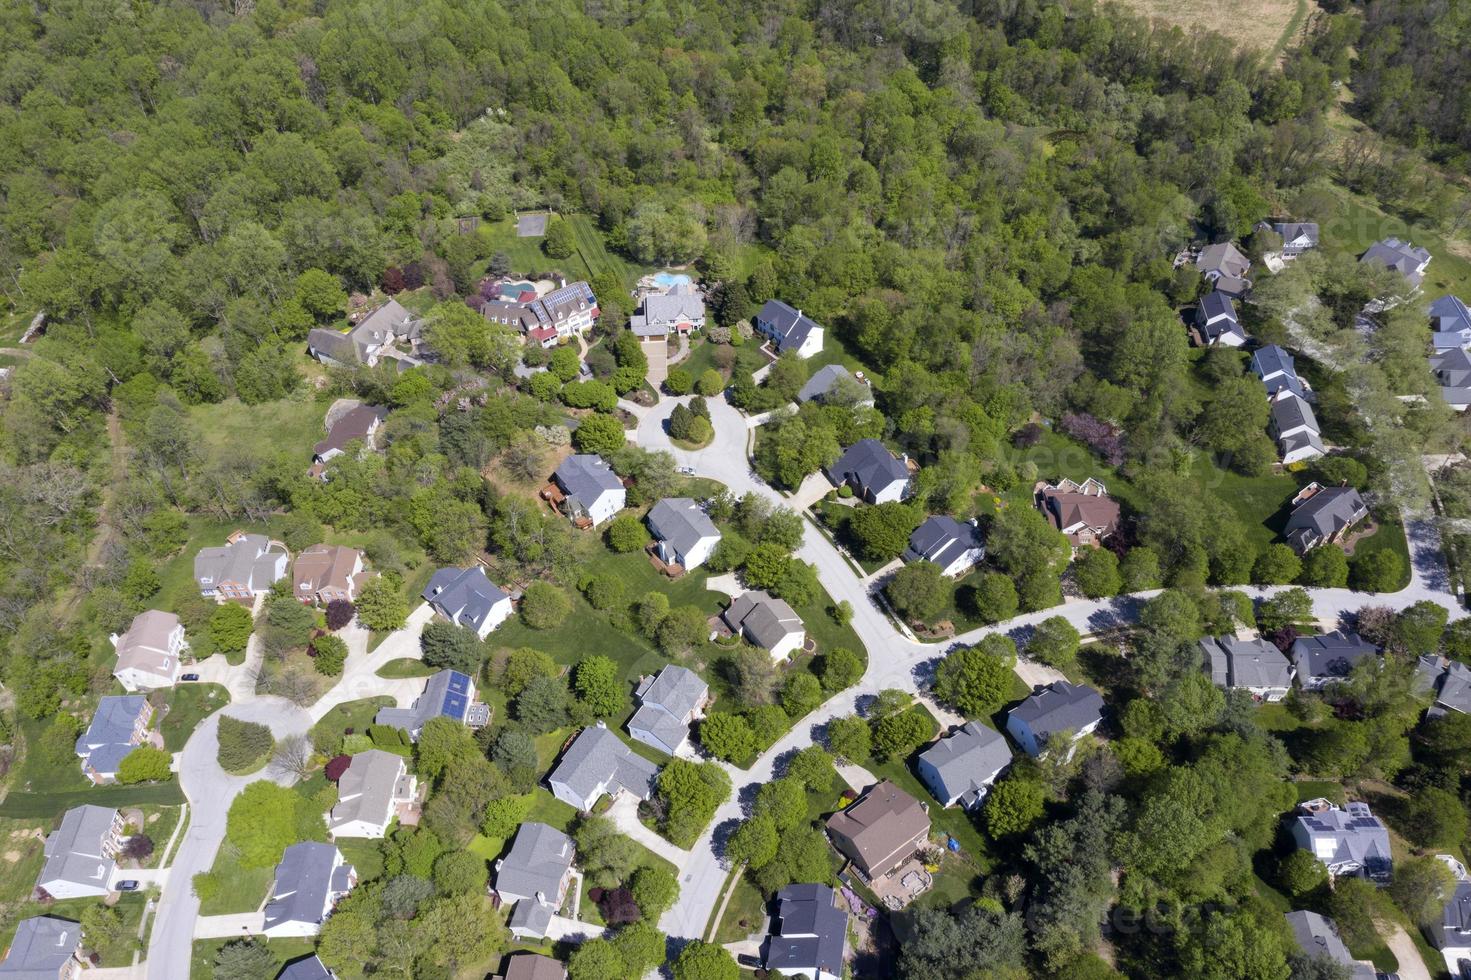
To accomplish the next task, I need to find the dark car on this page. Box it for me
[736,954,761,968]
[180,673,200,682]
[116,880,140,892]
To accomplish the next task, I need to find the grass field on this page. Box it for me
[160,683,229,751]
[1107,0,1310,53]
[1317,182,1471,303]
[0,717,185,820]
[711,872,767,944]
[191,936,318,979]
[376,658,436,678]
[190,392,327,460]
[309,696,395,753]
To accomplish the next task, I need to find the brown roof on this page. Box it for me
[502,952,567,980]
[825,780,929,877]
[1039,489,1120,537]
[292,544,365,598]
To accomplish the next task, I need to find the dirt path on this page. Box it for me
[1384,925,1433,980]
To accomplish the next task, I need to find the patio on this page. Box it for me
[868,858,933,911]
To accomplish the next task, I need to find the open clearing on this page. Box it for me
[1108,0,1310,54]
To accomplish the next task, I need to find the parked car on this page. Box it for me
[180,673,200,682]
[116,880,140,892]
[677,465,696,475]
[736,954,761,968]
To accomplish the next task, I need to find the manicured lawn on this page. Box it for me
[127,804,184,867]
[711,872,767,944]
[0,893,148,966]
[1319,184,1471,301]
[1348,515,1413,591]
[811,501,892,576]
[376,658,435,678]
[191,937,318,979]
[191,393,327,461]
[336,836,386,884]
[476,217,577,280]
[0,717,184,820]
[198,840,276,915]
[160,683,229,751]
[309,696,395,753]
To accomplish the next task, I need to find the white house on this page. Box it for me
[262,843,356,938]
[420,566,513,639]
[546,722,660,812]
[646,498,721,571]
[903,516,985,578]
[1290,799,1392,881]
[721,591,806,660]
[326,750,417,839]
[550,454,625,528]
[916,722,1012,809]
[754,300,824,359]
[110,610,185,692]
[1269,391,1325,464]
[627,665,711,756]
[37,805,124,899]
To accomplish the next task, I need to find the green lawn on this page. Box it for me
[478,216,590,281]
[1319,183,1471,301]
[1347,514,1413,591]
[309,696,395,753]
[711,872,767,944]
[128,804,184,867]
[191,393,327,460]
[0,816,48,904]
[160,683,229,751]
[376,658,436,679]
[0,717,184,820]
[198,840,276,915]
[336,836,386,884]
[191,937,318,979]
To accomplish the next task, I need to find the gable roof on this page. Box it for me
[277,955,334,980]
[194,533,285,591]
[629,665,709,752]
[1443,882,1471,938]
[1197,242,1250,278]
[828,439,907,496]
[764,883,847,977]
[646,498,720,557]
[1361,237,1431,285]
[374,670,477,732]
[1293,800,1391,874]
[553,455,622,509]
[307,327,356,364]
[313,405,387,458]
[1252,345,1306,397]
[77,696,148,756]
[1198,636,1293,691]
[264,842,350,931]
[918,722,1012,807]
[756,300,822,353]
[1271,392,1320,437]
[826,780,929,875]
[421,566,509,631]
[39,805,117,892]
[1269,221,1320,247]
[1428,659,1471,718]
[1431,295,1471,334]
[797,364,866,404]
[721,590,803,650]
[293,544,365,599]
[641,290,704,328]
[1285,911,1373,980]
[114,610,180,681]
[1432,346,1471,386]
[496,822,573,902]
[1196,289,1239,326]
[548,724,660,805]
[1010,681,1104,742]
[502,952,568,980]
[1285,485,1367,550]
[0,916,79,977]
[329,750,409,832]
[1037,482,1121,538]
[507,898,554,937]
[1291,631,1378,681]
[904,515,984,569]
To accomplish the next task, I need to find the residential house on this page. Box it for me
[1436,882,1471,979]
[109,610,185,692]
[796,364,873,407]
[1430,295,1471,351]
[627,665,711,756]
[1034,478,1120,548]
[903,515,985,578]
[549,454,625,528]
[75,696,152,785]
[1292,631,1379,690]
[1199,636,1294,702]
[494,822,575,941]
[762,883,848,980]
[546,722,660,812]
[310,405,388,477]
[194,531,288,601]
[1431,346,1471,412]
[308,299,425,370]
[1360,237,1431,288]
[277,955,337,980]
[1252,345,1308,399]
[327,750,417,839]
[825,780,930,882]
[262,842,356,938]
[1196,242,1251,298]
[1290,799,1392,882]
[292,545,369,607]
[0,916,82,980]
[646,498,721,572]
[37,805,124,899]
[1257,220,1321,259]
[1418,658,1471,719]
[481,281,599,347]
[754,300,825,358]
[494,952,567,980]
[421,566,513,638]
[629,285,704,337]
[374,669,489,740]
[721,590,806,660]
[1269,392,1326,464]
[1284,483,1368,555]
[1006,681,1104,757]
[916,721,1013,809]
[1192,291,1247,347]
[826,438,910,504]
[1285,911,1375,980]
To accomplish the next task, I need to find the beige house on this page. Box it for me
[327,750,417,839]
[293,544,369,606]
[110,610,185,691]
[825,780,930,882]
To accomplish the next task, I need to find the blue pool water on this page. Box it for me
[499,280,536,298]
[653,272,692,288]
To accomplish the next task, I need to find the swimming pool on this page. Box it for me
[653,272,692,288]
[498,280,536,299]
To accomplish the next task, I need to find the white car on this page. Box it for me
[677,465,696,475]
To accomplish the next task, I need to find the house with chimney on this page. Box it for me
[194,531,288,601]
[546,722,659,812]
[1006,681,1104,757]
[310,404,388,478]
[546,454,625,529]
[110,610,185,692]
[1290,798,1392,882]
[761,883,848,980]
[721,590,806,660]
[1283,483,1368,555]
[36,805,125,899]
[481,280,598,347]
[627,665,711,756]
[0,916,83,979]
[262,842,356,938]
[754,300,825,358]
[916,722,1012,809]
[292,544,369,606]
[903,515,985,578]
[421,566,513,638]
[308,299,425,371]
[494,822,575,941]
[374,669,489,740]
[1034,478,1120,549]
[826,439,910,504]
[646,498,722,571]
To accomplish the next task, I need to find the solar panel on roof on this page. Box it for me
[441,693,467,718]
[447,672,471,693]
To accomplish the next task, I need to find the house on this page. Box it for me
[1257,220,1320,258]
[374,669,489,740]
[262,842,356,938]
[721,590,806,660]
[277,955,337,980]
[754,300,825,358]
[796,364,873,407]
[75,696,152,785]
[762,883,848,980]
[194,531,288,601]
[1252,344,1308,399]
[1290,799,1392,882]
[494,952,567,980]
[311,405,388,473]
[1435,882,1471,979]
[327,750,417,839]
[494,822,574,915]
[825,780,930,882]
[546,722,660,812]
[1292,631,1379,690]
[421,566,513,638]
[1034,478,1120,548]
[1192,291,1247,347]
[1284,483,1368,555]
[1269,392,1325,464]
[903,516,985,578]
[37,805,124,899]
[292,545,369,607]
[109,610,185,692]
[0,916,82,980]
[308,299,425,370]
[549,454,625,528]
[646,498,721,571]
[627,665,711,756]
[827,439,910,504]
[916,722,1012,809]
[1431,347,1471,412]
[1285,911,1375,980]
[1199,636,1294,702]
[630,285,704,337]
[1429,295,1471,350]
[1417,658,1471,719]
[1360,237,1431,288]
[481,280,599,346]
[1196,242,1251,298]
[1006,681,1104,757]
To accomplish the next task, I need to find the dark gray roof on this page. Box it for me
[422,566,508,633]
[1361,237,1431,286]
[721,590,804,650]
[1433,347,1471,387]
[1010,681,1103,742]
[1197,242,1250,278]
[629,665,710,753]
[495,822,573,902]
[1291,631,1377,682]
[307,328,356,364]
[1271,392,1319,436]
[1252,345,1306,398]
[553,454,622,509]
[646,498,719,557]
[1285,911,1373,980]
[548,724,659,805]
[828,439,908,497]
[918,722,1012,807]
[1195,290,1243,343]
[1198,636,1293,691]
[1268,221,1320,247]
[1443,882,1471,938]
[904,515,983,568]
[313,405,387,458]
[193,533,286,593]
[277,955,334,980]
[756,300,821,353]
[1430,660,1471,718]
[763,883,847,977]
[328,750,410,832]
[374,669,477,734]
[640,290,704,329]
[797,364,865,404]
[76,695,148,767]
[1285,487,1367,552]
[0,916,79,978]
[508,898,555,937]
[39,805,117,892]
[264,843,350,932]
[1431,295,1471,334]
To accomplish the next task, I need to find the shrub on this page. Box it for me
[606,514,648,553]
[217,716,274,773]
[520,582,571,629]
[310,633,348,675]
[118,746,173,784]
[324,599,355,630]
[208,603,254,652]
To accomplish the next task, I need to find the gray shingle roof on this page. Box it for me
[1269,221,1320,248]
[640,290,704,330]
[374,669,477,734]
[264,843,351,932]
[629,665,709,754]
[763,883,847,977]
[277,955,334,980]
[0,916,79,977]
[1285,911,1374,980]
[1431,295,1471,334]
[918,722,1012,808]
[1195,290,1243,344]
[645,499,719,559]
[1197,242,1250,279]
[422,566,508,633]
[721,590,804,650]
[328,750,410,833]
[1291,631,1378,682]
[1428,660,1471,718]
[193,533,286,593]
[307,328,356,364]
[548,725,659,806]
[797,364,867,404]
[1293,801,1391,878]
[828,439,908,499]
[1361,237,1431,286]
[1198,636,1293,691]
[904,515,984,569]
[508,898,555,938]
[495,822,573,903]
[1442,882,1471,939]
[39,805,117,893]
[76,696,148,772]
[313,405,387,458]
[1271,392,1319,436]
[755,300,821,353]
[1252,345,1306,398]
[553,455,622,510]
[1285,487,1367,552]
[1010,681,1103,743]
